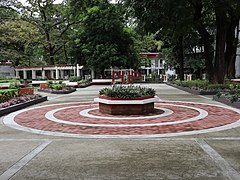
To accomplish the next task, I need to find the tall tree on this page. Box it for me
[75,1,139,77]
[0,19,40,66]
[225,0,240,78]
[123,0,193,80]
[0,2,42,66]
[189,0,215,82]
[125,0,240,83]
[190,0,240,83]
[21,0,74,65]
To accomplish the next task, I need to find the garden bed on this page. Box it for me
[0,96,47,116]
[213,95,240,109]
[95,85,158,115]
[167,83,217,95]
[77,83,91,88]
[38,87,76,94]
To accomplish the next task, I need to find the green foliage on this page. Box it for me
[99,85,156,99]
[173,80,230,90]
[0,89,18,103]
[216,84,240,103]
[75,1,140,74]
[78,79,89,84]
[48,83,65,90]
[8,81,20,89]
[5,0,75,65]
[0,79,19,83]
[173,80,209,88]
[145,73,162,83]
[69,76,82,82]
[47,80,65,90]
[47,80,53,85]
[0,12,42,66]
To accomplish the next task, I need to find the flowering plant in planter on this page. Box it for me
[0,89,18,103]
[0,94,42,109]
[96,85,158,115]
[38,81,76,94]
[99,85,156,99]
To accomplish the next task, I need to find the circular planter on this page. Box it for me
[94,96,160,115]
[38,87,76,94]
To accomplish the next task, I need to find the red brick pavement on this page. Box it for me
[14,102,240,135]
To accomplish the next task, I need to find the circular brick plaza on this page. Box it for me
[3,101,240,138]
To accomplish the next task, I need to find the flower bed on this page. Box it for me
[38,81,76,94]
[213,84,240,108]
[0,95,47,116]
[167,83,218,95]
[99,95,154,100]
[38,87,76,94]
[99,85,156,99]
[213,95,240,109]
[168,80,231,95]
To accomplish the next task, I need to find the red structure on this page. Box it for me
[139,52,159,59]
[111,69,141,84]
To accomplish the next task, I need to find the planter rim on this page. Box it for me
[94,96,160,105]
[99,95,154,100]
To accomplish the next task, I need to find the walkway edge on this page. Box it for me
[197,139,240,180]
[0,140,52,180]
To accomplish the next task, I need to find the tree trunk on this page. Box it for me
[225,17,240,78]
[63,43,68,63]
[213,4,228,84]
[177,36,184,81]
[191,0,214,82]
[203,36,214,83]
[45,30,54,65]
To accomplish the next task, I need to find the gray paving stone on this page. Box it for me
[0,83,240,179]
[0,141,41,175]
[11,140,227,180]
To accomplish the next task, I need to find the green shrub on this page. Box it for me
[48,83,65,90]
[0,89,18,103]
[172,80,231,91]
[78,79,89,84]
[206,84,229,90]
[9,82,20,89]
[99,85,156,99]
[0,79,19,83]
[47,80,53,85]
[69,76,82,82]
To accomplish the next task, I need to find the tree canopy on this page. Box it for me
[73,1,140,76]
[122,0,240,83]
[1,0,239,83]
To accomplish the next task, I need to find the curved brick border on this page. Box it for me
[46,104,207,127]
[3,101,240,138]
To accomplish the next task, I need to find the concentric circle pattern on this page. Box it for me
[3,101,240,138]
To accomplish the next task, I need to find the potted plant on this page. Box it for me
[94,85,159,115]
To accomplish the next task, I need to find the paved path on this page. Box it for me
[0,84,240,179]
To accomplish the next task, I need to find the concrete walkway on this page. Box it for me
[0,84,240,180]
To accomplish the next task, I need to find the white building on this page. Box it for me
[15,64,84,80]
[139,52,166,76]
[0,61,15,78]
